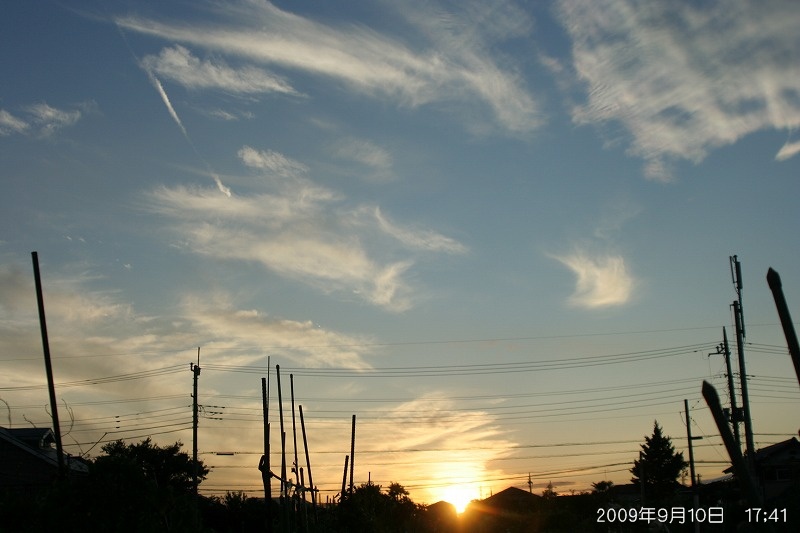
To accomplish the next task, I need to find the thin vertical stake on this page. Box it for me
[300,405,318,519]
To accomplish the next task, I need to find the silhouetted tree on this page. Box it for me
[591,480,614,494]
[86,438,209,531]
[335,482,422,532]
[542,481,558,499]
[631,420,687,505]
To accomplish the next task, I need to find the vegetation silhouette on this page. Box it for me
[631,420,687,506]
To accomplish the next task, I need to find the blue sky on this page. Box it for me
[2,0,799,507]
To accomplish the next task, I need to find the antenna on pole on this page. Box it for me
[729,255,756,474]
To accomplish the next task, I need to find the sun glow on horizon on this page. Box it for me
[441,485,477,514]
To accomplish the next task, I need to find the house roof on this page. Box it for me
[5,427,55,448]
[482,486,541,507]
[723,437,800,473]
[0,426,88,474]
[755,437,800,465]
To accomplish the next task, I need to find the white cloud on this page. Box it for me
[115,0,543,134]
[148,146,465,311]
[550,250,635,308]
[238,145,309,178]
[331,137,392,170]
[775,139,800,161]
[0,109,29,135]
[180,293,374,368]
[0,103,83,137]
[371,207,468,254]
[559,0,800,179]
[330,137,394,181]
[26,103,82,136]
[141,45,300,96]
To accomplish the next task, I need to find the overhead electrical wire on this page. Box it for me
[202,342,716,378]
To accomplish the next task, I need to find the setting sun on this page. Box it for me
[441,485,477,514]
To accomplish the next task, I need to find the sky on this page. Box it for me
[1,0,800,510]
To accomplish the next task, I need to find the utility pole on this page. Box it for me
[685,399,702,533]
[261,373,272,533]
[527,473,533,494]
[191,348,201,499]
[713,328,741,450]
[734,303,756,458]
[31,252,65,479]
[730,256,756,474]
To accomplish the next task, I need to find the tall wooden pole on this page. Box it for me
[31,252,65,478]
[349,414,356,494]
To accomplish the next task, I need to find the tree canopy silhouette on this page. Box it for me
[631,420,687,504]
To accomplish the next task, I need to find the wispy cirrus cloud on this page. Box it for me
[550,249,636,309]
[141,45,301,97]
[0,109,29,136]
[558,0,800,180]
[370,207,468,255]
[331,137,393,181]
[115,0,542,135]
[0,102,85,137]
[180,293,373,368]
[238,145,310,178]
[148,146,465,311]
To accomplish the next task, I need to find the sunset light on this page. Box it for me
[441,485,478,514]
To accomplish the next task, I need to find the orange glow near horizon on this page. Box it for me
[440,484,478,514]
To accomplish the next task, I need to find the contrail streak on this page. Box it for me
[114,20,231,197]
[148,72,188,138]
[146,70,231,197]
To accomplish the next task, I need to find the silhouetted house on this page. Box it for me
[0,427,87,490]
[424,500,458,532]
[462,486,543,532]
[722,437,800,502]
[754,437,800,501]
[607,482,644,505]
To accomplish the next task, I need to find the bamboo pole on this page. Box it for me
[767,268,800,387]
[349,415,356,494]
[341,455,349,502]
[31,252,65,478]
[300,405,318,521]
